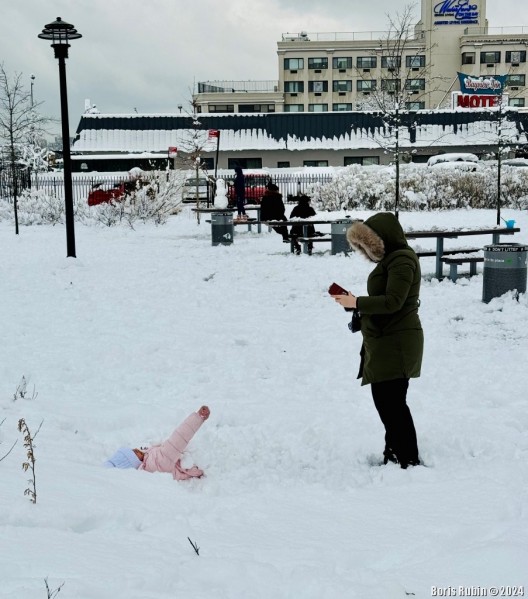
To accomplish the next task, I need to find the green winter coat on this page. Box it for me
[346,213,424,386]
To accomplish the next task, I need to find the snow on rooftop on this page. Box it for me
[72,113,526,153]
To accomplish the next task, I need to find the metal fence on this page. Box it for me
[0,168,32,202]
[0,170,333,205]
[217,172,333,203]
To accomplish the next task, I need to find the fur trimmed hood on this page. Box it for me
[346,212,409,262]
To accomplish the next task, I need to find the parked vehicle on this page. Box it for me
[226,170,271,205]
[87,182,127,206]
[182,176,211,203]
[87,168,146,206]
[427,153,479,172]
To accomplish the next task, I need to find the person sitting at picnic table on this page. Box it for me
[260,182,289,242]
[290,195,318,254]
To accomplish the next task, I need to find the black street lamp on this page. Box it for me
[38,17,82,258]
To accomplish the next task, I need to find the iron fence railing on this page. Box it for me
[0,171,334,206]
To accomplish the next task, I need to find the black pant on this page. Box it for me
[371,378,419,468]
[272,225,289,240]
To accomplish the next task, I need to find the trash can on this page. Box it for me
[211,211,234,246]
[331,218,353,255]
[482,243,527,303]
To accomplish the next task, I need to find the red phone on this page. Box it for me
[328,282,349,296]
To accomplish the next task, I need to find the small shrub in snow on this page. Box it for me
[18,418,43,504]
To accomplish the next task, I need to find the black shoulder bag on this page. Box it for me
[348,309,362,333]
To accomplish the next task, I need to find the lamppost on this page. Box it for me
[30,74,35,107]
[38,17,82,258]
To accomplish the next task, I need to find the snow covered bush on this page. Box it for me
[3,189,89,226]
[89,171,186,228]
[310,164,528,212]
[0,170,186,227]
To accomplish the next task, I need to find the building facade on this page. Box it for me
[194,0,528,113]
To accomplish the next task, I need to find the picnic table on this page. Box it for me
[263,218,354,255]
[192,205,262,232]
[404,225,521,279]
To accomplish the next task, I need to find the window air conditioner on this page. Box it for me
[363,68,370,73]
[339,92,346,96]
[512,63,520,67]
[315,69,322,73]
[511,86,519,90]
[339,69,346,73]
[412,67,419,71]
[314,92,322,96]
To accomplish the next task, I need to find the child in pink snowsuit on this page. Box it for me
[104,406,209,480]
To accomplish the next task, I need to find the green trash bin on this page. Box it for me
[482,243,527,303]
[211,212,234,246]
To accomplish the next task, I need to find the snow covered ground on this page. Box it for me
[1,206,527,599]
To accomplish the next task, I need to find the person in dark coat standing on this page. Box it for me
[260,183,289,242]
[332,212,423,469]
[233,165,247,220]
[289,195,317,254]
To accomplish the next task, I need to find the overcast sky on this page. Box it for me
[1,0,526,136]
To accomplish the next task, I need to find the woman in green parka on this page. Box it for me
[332,212,423,468]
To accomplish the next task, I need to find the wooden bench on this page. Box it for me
[294,236,331,255]
[440,253,484,282]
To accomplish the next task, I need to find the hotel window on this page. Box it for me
[308,80,328,93]
[284,104,304,112]
[308,57,328,70]
[333,103,352,111]
[284,81,305,93]
[480,51,501,64]
[208,104,234,113]
[405,55,426,68]
[382,79,401,92]
[405,78,425,91]
[357,56,377,69]
[284,58,304,70]
[357,80,377,92]
[304,160,329,167]
[381,56,401,69]
[405,101,425,110]
[333,57,353,69]
[506,74,526,87]
[509,97,526,107]
[332,80,352,92]
[462,52,476,65]
[308,103,328,112]
[506,51,526,64]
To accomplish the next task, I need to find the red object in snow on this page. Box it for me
[208,129,220,138]
[87,183,126,206]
